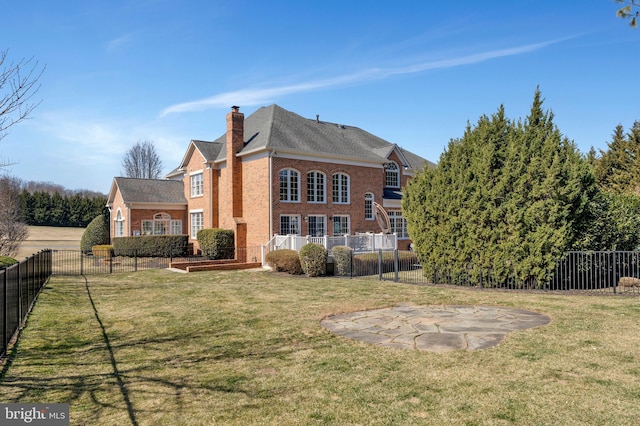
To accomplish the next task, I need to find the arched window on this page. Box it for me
[279,169,300,202]
[332,173,350,204]
[307,171,326,203]
[364,193,374,220]
[115,209,125,237]
[385,162,399,188]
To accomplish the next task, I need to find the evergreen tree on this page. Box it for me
[50,192,69,226]
[19,189,35,225]
[32,191,52,225]
[404,90,595,286]
[593,123,640,194]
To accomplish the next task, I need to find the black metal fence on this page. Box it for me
[549,251,640,295]
[50,249,206,275]
[342,250,640,295]
[50,247,264,275]
[1,250,52,358]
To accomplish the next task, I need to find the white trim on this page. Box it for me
[306,170,327,204]
[385,161,400,188]
[332,214,351,236]
[269,154,273,239]
[306,214,327,237]
[364,192,374,220]
[190,172,204,197]
[190,210,204,239]
[332,172,350,204]
[189,169,205,176]
[279,167,301,203]
[279,214,301,235]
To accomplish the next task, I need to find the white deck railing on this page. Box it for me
[262,233,397,266]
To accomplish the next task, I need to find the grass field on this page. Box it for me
[15,226,85,259]
[1,270,639,425]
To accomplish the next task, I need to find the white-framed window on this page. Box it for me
[332,215,350,236]
[307,171,326,203]
[190,172,204,197]
[279,169,299,202]
[332,173,350,204]
[280,215,300,235]
[307,215,326,237]
[190,211,204,239]
[141,212,182,236]
[364,193,374,220]
[389,211,409,238]
[385,162,400,188]
[115,209,125,237]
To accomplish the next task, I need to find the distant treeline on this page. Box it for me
[19,190,107,227]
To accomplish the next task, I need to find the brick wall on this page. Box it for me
[182,148,216,251]
[241,156,271,247]
[270,157,385,236]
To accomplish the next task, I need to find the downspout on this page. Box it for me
[126,205,131,236]
[209,163,213,227]
[269,152,273,239]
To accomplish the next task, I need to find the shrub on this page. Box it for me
[112,235,188,257]
[197,228,235,259]
[80,215,110,254]
[299,243,327,277]
[331,246,353,276]
[265,249,303,274]
[92,245,113,258]
[0,256,17,268]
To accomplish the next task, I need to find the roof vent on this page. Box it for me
[316,114,320,123]
[231,105,240,112]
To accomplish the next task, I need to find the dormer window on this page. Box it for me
[385,162,399,188]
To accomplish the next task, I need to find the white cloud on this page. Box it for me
[105,34,134,53]
[159,38,570,117]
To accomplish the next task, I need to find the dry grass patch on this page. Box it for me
[1,270,639,425]
[15,226,85,259]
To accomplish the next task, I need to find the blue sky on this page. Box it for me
[2,1,638,193]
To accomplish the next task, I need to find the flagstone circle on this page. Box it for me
[321,304,551,352]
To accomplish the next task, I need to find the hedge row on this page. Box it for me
[112,235,189,257]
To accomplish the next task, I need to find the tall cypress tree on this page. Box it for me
[594,123,639,193]
[404,89,595,286]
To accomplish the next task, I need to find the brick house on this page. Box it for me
[107,104,433,252]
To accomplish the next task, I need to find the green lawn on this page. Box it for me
[1,269,639,425]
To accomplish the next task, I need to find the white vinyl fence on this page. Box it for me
[262,233,397,266]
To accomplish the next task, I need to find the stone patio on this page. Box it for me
[321,303,551,352]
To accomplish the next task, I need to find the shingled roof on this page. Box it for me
[108,177,187,205]
[187,104,433,170]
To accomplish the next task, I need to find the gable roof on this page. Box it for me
[176,139,224,171]
[168,104,435,172]
[107,177,187,205]
[213,104,433,169]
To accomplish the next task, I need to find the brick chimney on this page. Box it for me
[226,106,244,218]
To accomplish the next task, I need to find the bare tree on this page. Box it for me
[0,175,29,257]
[0,49,45,167]
[616,0,640,27]
[121,139,164,179]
